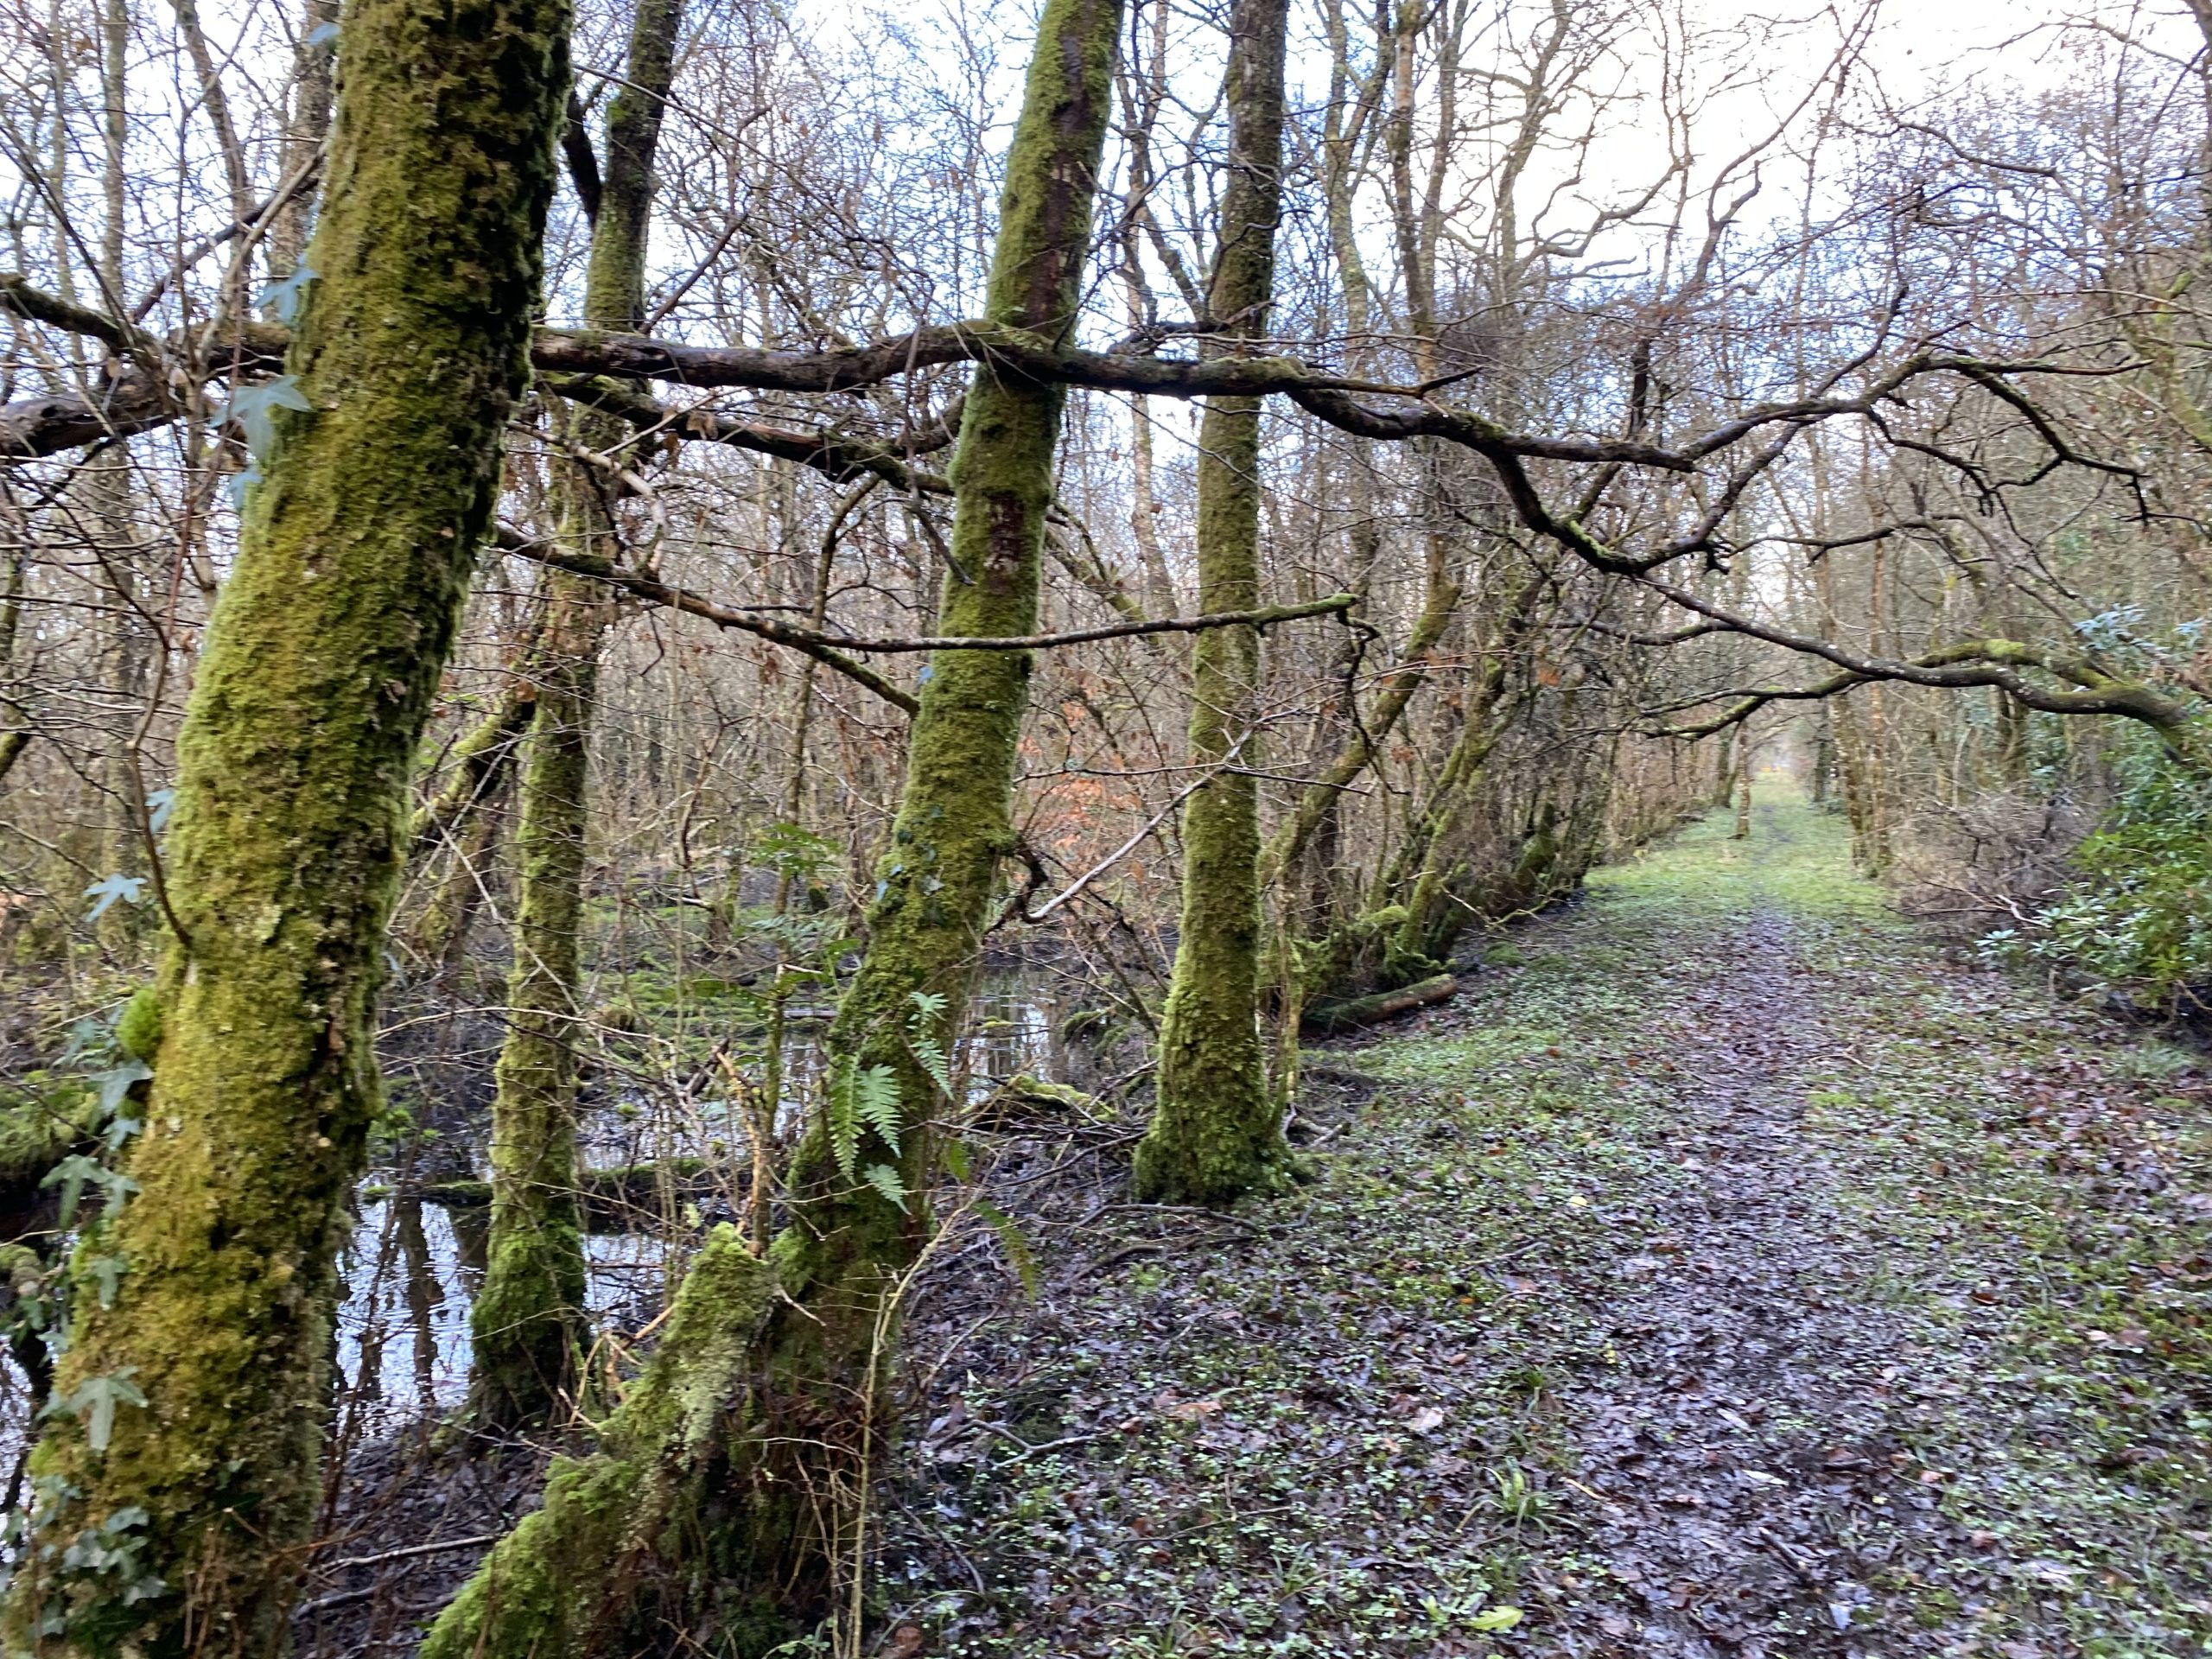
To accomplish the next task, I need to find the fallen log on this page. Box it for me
[1300,972,1459,1036]
[974,1071,1101,1128]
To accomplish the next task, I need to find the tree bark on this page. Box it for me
[0,0,567,1646]
[435,0,1126,1643]
[469,0,683,1431]
[421,1229,775,1659]
[1135,0,1292,1206]
[734,0,1125,1622]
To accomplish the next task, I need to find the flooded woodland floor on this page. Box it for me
[886,792,2212,1658]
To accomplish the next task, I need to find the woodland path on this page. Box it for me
[893,791,2212,1658]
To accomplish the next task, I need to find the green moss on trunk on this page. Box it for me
[0,0,567,1646]
[469,575,600,1428]
[1367,572,1549,988]
[1135,0,1291,1207]
[698,0,1127,1635]
[470,0,683,1433]
[423,1228,774,1659]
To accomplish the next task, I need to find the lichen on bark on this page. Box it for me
[0,0,569,1645]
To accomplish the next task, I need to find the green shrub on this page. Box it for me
[2028,738,2212,1008]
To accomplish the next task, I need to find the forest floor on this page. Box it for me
[889,790,2212,1659]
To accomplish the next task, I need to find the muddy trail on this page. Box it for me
[889,794,2212,1657]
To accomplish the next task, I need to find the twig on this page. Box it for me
[312,1530,506,1577]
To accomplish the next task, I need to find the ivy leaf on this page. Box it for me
[84,1253,129,1308]
[41,1154,102,1226]
[226,460,261,508]
[258,264,318,326]
[143,787,175,835]
[304,20,338,45]
[83,873,144,921]
[39,1154,137,1225]
[42,1369,147,1454]
[59,1014,106,1065]
[97,1059,152,1118]
[216,374,313,461]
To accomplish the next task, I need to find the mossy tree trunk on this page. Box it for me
[432,0,1126,1645]
[469,0,683,1431]
[1133,0,1291,1207]
[421,1228,775,1659]
[728,0,1128,1627]
[468,586,602,1427]
[0,0,568,1649]
[1373,569,1548,983]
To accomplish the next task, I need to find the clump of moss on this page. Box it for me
[423,1226,774,1659]
[114,987,162,1064]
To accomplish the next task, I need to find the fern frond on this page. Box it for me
[864,1161,909,1213]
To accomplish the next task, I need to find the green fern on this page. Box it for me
[828,1058,900,1182]
[864,1162,909,1213]
[906,991,956,1101]
[976,1198,1039,1296]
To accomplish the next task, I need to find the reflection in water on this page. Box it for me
[337,1198,474,1421]
[2,984,1082,1483]
[332,985,1065,1434]
[396,1198,442,1415]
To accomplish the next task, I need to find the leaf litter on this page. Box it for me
[886,799,2212,1656]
